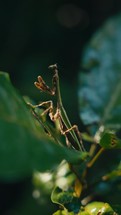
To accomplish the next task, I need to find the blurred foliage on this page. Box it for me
[0,70,88,214]
[1,1,121,215]
[1,64,121,214]
[77,13,121,214]
[0,71,85,181]
[78,14,121,128]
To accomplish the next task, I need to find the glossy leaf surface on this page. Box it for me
[78,201,116,215]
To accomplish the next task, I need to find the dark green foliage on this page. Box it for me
[76,13,121,215]
[0,72,84,181]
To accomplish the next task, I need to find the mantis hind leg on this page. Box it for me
[63,125,85,151]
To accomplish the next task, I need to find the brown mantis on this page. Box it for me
[28,64,85,152]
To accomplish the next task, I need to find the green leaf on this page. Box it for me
[80,201,116,215]
[78,14,121,128]
[51,187,73,208]
[99,131,121,149]
[51,187,81,213]
[0,72,86,181]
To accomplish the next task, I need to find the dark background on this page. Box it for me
[1,0,121,124]
[0,0,121,122]
[0,0,121,214]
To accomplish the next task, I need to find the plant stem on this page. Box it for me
[50,64,84,151]
[87,147,105,168]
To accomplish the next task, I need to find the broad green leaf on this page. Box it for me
[99,131,121,149]
[78,14,121,128]
[0,72,87,181]
[78,202,116,215]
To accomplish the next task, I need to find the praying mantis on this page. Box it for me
[28,64,85,152]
